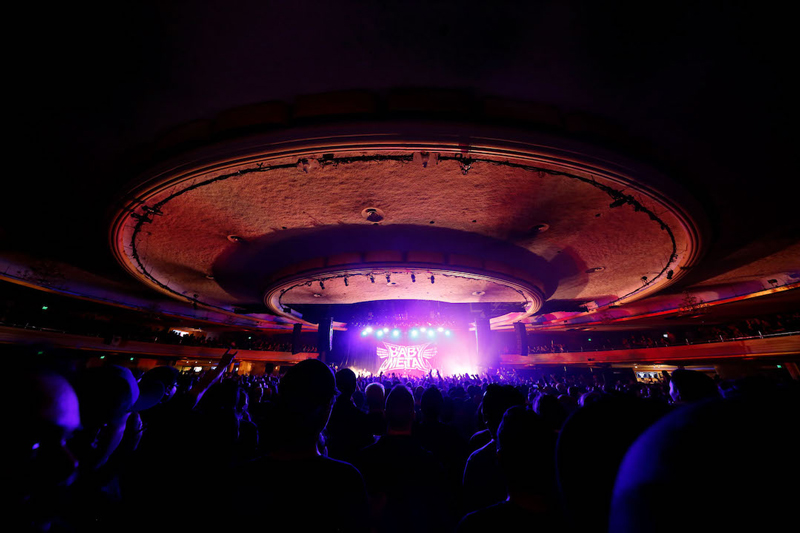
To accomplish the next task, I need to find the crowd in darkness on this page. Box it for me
[11,343,798,532]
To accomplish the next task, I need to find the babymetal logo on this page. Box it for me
[377,342,437,373]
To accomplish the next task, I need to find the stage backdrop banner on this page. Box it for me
[377,342,437,374]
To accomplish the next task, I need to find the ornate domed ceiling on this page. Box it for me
[109,122,703,327]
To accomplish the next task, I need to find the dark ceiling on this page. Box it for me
[3,1,798,329]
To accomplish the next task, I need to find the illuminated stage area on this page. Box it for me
[344,324,478,376]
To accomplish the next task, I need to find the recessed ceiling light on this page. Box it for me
[361,207,385,222]
[227,234,245,243]
[312,293,322,298]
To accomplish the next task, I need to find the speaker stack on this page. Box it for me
[317,317,333,356]
[291,323,303,354]
[514,322,529,356]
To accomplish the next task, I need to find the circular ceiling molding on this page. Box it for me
[109,121,704,324]
[264,262,545,321]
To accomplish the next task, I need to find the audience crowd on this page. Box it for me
[12,342,798,532]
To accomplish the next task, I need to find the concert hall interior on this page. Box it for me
[4,3,798,532]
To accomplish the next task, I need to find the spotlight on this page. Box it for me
[445,330,451,336]
[361,329,369,336]
[411,329,418,337]
[383,327,389,332]
[411,273,416,283]
[376,330,384,337]
[420,327,427,332]
[437,327,444,332]
[392,329,400,337]
[428,330,435,337]
[430,275,435,284]
[365,327,373,334]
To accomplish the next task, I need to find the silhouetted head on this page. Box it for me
[669,369,719,403]
[335,368,357,399]
[557,396,667,532]
[15,373,80,497]
[611,392,799,532]
[385,385,415,433]
[533,394,568,432]
[141,366,180,403]
[365,382,385,411]
[11,371,80,531]
[421,386,444,421]
[497,407,556,496]
[71,365,161,471]
[482,384,526,438]
[279,359,338,446]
